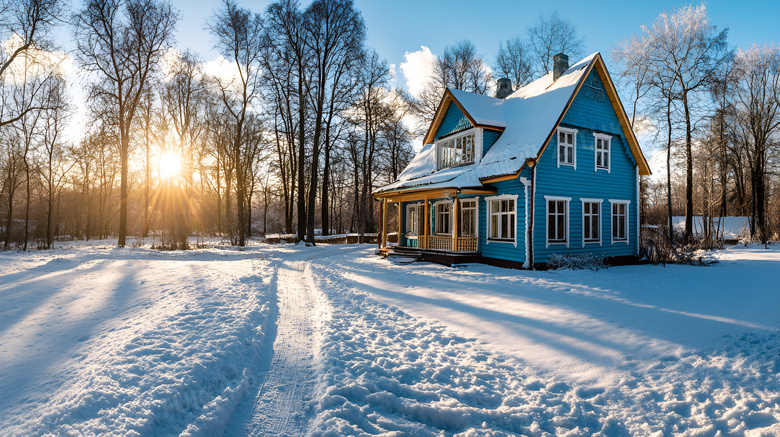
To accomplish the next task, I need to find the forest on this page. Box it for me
[0,0,778,250]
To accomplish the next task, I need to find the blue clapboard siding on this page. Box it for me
[482,130,502,156]
[532,69,638,263]
[434,103,472,140]
[478,178,527,264]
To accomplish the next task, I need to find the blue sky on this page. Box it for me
[168,0,780,91]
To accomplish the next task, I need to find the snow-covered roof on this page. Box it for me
[474,53,597,179]
[376,53,641,195]
[380,163,482,193]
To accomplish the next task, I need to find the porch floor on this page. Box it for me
[386,246,481,266]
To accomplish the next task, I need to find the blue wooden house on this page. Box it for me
[374,53,651,269]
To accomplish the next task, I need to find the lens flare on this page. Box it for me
[159,151,181,181]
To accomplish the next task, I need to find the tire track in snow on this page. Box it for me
[226,250,329,437]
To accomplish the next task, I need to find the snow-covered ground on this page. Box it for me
[1,241,779,435]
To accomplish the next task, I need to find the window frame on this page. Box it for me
[485,194,518,247]
[593,133,612,173]
[581,198,603,246]
[609,199,630,244]
[459,198,478,238]
[433,200,452,235]
[556,127,578,169]
[435,128,479,171]
[545,195,571,248]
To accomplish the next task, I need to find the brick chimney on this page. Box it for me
[553,53,569,81]
[495,78,512,99]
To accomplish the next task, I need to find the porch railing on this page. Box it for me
[428,235,451,250]
[456,237,478,252]
[410,235,478,252]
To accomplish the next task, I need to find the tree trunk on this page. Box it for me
[119,132,129,246]
[666,99,674,243]
[682,93,693,245]
[296,70,306,242]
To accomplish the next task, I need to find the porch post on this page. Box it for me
[423,197,429,249]
[381,198,388,249]
[397,200,403,247]
[452,196,459,251]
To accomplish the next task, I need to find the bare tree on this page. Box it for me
[527,11,585,75]
[495,36,533,89]
[302,0,365,243]
[731,44,780,245]
[37,74,70,248]
[643,3,729,243]
[73,0,178,246]
[208,0,262,246]
[345,50,391,236]
[435,40,491,94]
[0,0,64,128]
[264,0,308,242]
[414,40,490,130]
[1,134,24,248]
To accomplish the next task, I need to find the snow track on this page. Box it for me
[226,249,331,436]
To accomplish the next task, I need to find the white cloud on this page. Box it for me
[400,46,436,98]
[202,55,245,91]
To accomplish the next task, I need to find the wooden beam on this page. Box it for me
[452,196,459,251]
[376,186,497,202]
[397,199,403,246]
[480,171,522,183]
[381,198,388,249]
[423,196,429,250]
[476,125,506,132]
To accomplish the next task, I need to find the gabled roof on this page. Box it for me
[375,52,650,196]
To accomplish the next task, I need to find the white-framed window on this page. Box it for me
[405,203,423,235]
[436,129,478,170]
[609,199,630,244]
[594,133,611,173]
[433,200,452,235]
[581,198,603,246]
[486,194,517,246]
[459,199,478,238]
[557,127,578,169]
[545,196,571,247]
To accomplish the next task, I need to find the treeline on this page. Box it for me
[0,0,415,249]
[2,1,778,250]
[614,3,780,245]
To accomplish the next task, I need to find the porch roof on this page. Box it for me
[375,163,482,195]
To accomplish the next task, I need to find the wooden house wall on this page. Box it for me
[434,104,473,141]
[531,69,639,263]
[478,178,527,264]
[482,130,502,155]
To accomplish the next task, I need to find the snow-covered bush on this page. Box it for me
[546,252,607,270]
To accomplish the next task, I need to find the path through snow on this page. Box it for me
[225,249,331,436]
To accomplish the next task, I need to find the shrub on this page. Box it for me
[547,252,607,271]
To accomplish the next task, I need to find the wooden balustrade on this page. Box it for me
[428,235,451,250]
[456,237,478,252]
[402,234,477,253]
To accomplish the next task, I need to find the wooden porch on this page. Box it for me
[376,186,494,263]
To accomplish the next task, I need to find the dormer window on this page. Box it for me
[436,129,477,170]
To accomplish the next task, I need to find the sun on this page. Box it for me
[159,151,182,181]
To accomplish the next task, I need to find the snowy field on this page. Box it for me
[1,241,779,435]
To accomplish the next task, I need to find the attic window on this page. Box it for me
[436,129,476,170]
